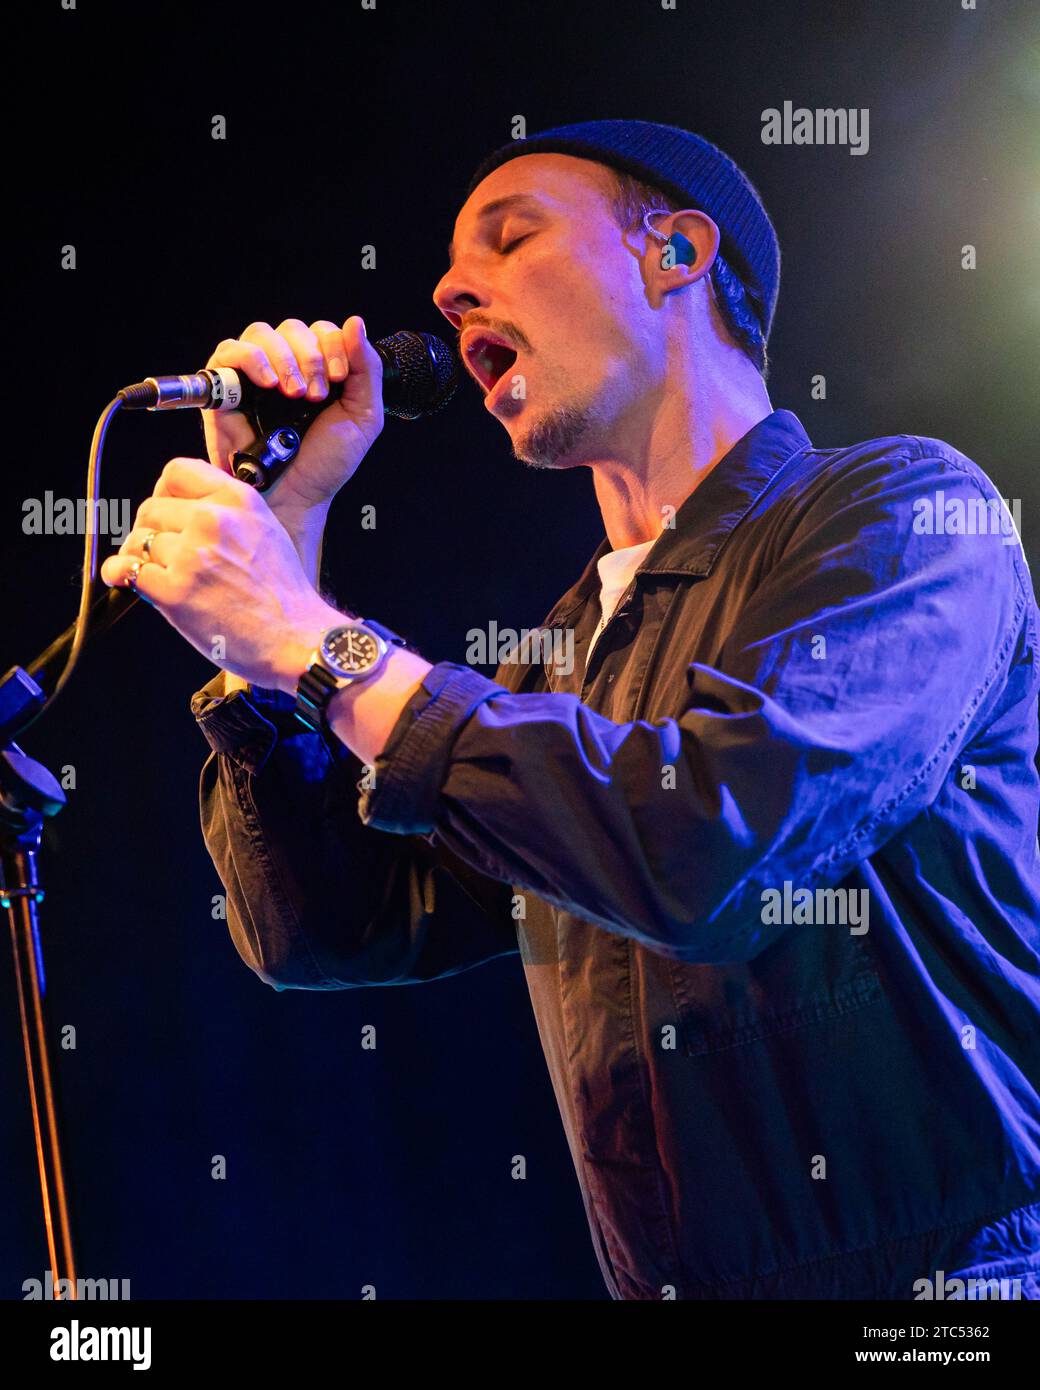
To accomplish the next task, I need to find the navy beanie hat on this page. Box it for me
[467,119,780,343]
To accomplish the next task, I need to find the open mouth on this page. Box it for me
[461,330,519,393]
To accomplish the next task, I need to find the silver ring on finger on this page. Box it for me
[126,559,144,590]
[142,529,159,559]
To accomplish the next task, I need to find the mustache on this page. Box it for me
[455,314,533,356]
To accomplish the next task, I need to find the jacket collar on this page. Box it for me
[545,408,813,625]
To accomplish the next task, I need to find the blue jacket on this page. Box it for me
[192,409,1040,1298]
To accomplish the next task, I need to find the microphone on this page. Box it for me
[117,329,460,490]
[119,330,458,419]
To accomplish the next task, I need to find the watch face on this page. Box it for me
[322,625,381,676]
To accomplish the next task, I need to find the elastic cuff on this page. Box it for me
[359,661,505,834]
[191,676,308,775]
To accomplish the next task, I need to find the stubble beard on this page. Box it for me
[511,399,598,471]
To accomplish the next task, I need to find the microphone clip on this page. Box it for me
[230,386,329,492]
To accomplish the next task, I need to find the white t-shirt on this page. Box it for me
[584,538,656,674]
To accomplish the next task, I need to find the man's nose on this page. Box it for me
[432,268,484,330]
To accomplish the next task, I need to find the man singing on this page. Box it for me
[102,121,1040,1299]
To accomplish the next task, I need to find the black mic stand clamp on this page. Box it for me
[231,414,305,492]
[0,664,77,1293]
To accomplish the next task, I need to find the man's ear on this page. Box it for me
[645,209,720,304]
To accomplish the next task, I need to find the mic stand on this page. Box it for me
[0,749,73,1293]
[0,586,138,1298]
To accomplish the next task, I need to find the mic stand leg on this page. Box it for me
[1,749,77,1296]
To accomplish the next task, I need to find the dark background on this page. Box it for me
[4,0,1037,1299]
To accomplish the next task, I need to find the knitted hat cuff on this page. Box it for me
[466,120,780,342]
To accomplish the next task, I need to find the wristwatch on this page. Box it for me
[294,617,409,733]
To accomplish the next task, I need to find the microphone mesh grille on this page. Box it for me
[383,331,459,419]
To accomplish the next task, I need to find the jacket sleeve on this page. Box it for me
[193,673,519,991]
[358,451,1032,964]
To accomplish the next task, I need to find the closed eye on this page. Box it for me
[500,233,532,255]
